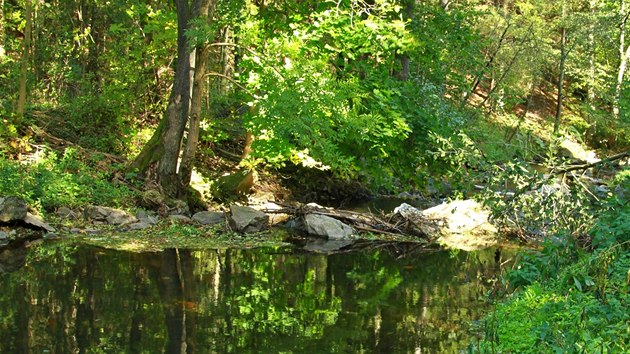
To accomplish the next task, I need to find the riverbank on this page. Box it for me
[469,193,630,352]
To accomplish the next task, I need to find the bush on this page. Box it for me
[0,148,136,212]
[471,197,630,353]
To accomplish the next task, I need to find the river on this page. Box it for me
[0,239,507,353]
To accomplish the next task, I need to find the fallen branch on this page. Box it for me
[552,150,629,175]
[28,125,126,163]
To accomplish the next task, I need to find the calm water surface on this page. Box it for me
[0,241,505,353]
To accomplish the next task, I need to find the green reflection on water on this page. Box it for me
[0,241,503,353]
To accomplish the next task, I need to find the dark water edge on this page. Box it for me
[0,240,506,353]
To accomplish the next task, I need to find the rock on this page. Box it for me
[192,211,224,225]
[394,203,424,220]
[537,182,569,197]
[397,191,413,199]
[0,196,27,222]
[229,205,269,233]
[214,170,256,200]
[84,205,111,221]
[252,202,290,225]
[106,209,137,225]
[303,239,354,253]
[44,233,61,240]
[559,138,600,164]
[126,221,152,231]
[166,199,190,216]
[84,206,137,225]
[136,210,159,225]
[0,231,8,247]
[0,247,27,273]
[140,189,165,210]
[303,214,355,240]
[411,200,497,250]
[168,215,193,224]
[592,185,610,198]
[23,213,56,232]
[56,207,79,220]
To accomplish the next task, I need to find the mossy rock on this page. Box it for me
[212,170,255,202]
[140,189,165,210]
[185,186,207,213]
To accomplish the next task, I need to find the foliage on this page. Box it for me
[0,148,136,212]
[471,192,630,353]
[480,141,600,237]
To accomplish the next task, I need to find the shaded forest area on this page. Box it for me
[1,0,628,203]
[0,0,629,351]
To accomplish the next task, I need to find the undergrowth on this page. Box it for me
[0,147,137,213]
[470,175,630,353]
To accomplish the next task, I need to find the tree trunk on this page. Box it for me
[587,0,596,109]
[614,0,629,119]
[157,0,193,197]
[130,0,192,196]
[394,0,413,81]
[463,21,511,106]
[554,3,567,135]
[0,0,5,52]
[16,0,32,121]
[178,0,215,196]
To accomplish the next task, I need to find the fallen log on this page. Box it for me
[263,200,500,250]
[262,202,431,238]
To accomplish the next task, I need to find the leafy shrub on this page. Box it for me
[471,196,630,353]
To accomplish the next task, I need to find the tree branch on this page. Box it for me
[552,150,630,175]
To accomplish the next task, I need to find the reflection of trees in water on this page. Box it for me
[0,243,504,353]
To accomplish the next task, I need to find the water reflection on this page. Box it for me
[0,242,504,353]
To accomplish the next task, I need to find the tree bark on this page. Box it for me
[130,0,193,196]
[587,0,596,109]
[157,0,193,197]
[394,0,413,81]
[178,0,215,196]
[614,0,629,119]
[554,2,567,135]
[16,0,32,121]
[0,0,5,52]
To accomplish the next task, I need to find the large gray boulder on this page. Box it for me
[229,205,269,233]
[0,196,27,222]
[192,211,224,225]
[303,214,355,240]
[394,200,497,250]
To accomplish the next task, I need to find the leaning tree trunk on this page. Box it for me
[157,0,195,197]
[462,21,511,106]
[129,0,192,196]
[178,0,215,196]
